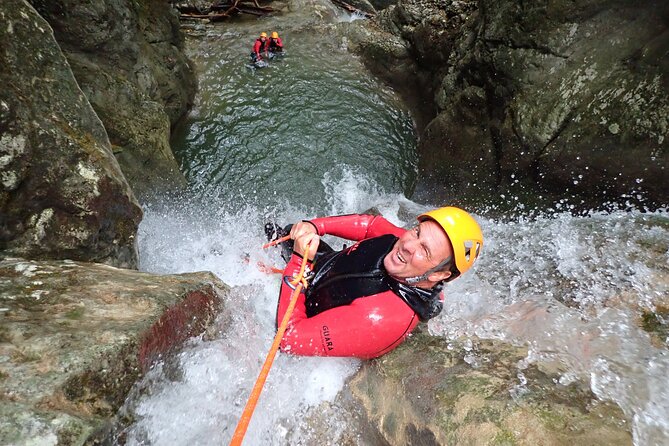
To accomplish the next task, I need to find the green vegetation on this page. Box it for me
[535,406,569,431]
[493,429,518,445]
[65,307,85,320]
[464,406,502,425]
[0,328,10,343]
[56,420,88,446]
[12,348,41,363]
[641,307,669,346]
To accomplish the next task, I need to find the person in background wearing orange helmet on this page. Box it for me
[268,31,283,55]
[250,32,269,64]
[267,207,483,359]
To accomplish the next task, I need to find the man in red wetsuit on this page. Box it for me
[250,32,268,63]
[274,206,483,359]
[268,31,283,54]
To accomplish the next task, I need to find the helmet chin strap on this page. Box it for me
[404,256,453,286]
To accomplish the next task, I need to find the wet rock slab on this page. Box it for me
[0,0,142,268]
[29,0,198,197]
[0,258,226,445]
[349,329,632,445]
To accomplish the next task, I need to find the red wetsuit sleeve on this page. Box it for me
[307,214,404,240]
[277,284,419,358]
[277,37,283,47]
[253,40,262,56]
[275,214,415,358]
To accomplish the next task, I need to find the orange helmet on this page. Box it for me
[260,32,267,38]
[271,31,279,39]
[418,206,483,280]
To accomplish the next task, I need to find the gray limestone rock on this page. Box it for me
[29,0,198,197]
[0,257,226,445]
[348,330,632,445]
[348,0,669,210]
[0,0,142,268]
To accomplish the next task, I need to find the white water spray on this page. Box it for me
[124,170,405,444]
[125,170,669,445]
[429,209,669,444]
[120,0,669,441]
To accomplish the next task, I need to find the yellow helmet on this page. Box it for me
[260,32,267,38]
[271,31,279,39]
[418,206,483,280]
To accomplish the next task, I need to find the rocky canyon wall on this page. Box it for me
[349,0,669,210]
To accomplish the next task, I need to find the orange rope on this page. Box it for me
[261,234,291,249]
[256,261,283,274]
[228,243,310,446]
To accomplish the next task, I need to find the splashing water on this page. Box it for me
[123,4,422,440]
[336,10,368,23]
[430,210,669,444]
[120,0,669,444]
[128,178,669,445]
[125,175,420,445]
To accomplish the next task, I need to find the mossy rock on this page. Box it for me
[0,258,226,445]
[350,329,631,445]
[641,306,669,349]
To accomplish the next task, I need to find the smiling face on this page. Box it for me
[383,219,453,287]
